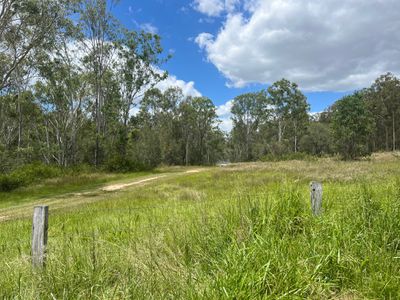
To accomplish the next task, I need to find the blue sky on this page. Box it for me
[112,0,399,130]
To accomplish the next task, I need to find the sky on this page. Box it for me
[112,0,400,131]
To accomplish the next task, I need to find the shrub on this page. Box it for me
[104,157,151,173]
[0,174,23,192]
[0,163,61,192]
[12,163,61,184]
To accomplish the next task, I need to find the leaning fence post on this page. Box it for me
[310,182,322,216]
[32,205,49,268]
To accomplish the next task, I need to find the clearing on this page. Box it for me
[1,154,400,299]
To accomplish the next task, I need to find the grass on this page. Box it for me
[0,170,160,209]
[0,153,400,299]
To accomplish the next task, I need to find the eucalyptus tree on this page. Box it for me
[332,92,374,159]
[230,91,268,161]
[366,73,400,151]
[299,122,332,155]
[190,96,219,164]
[115,29,168,156]
[267,79,309,152]
[34,43,89,166]
[133,87,182,166]
[285,88,310,152]
[77,0,120,165]
[177,96,195,166]
[0,0,76,168]
[0,0,70,92]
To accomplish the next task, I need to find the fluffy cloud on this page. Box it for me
[156,74,202,97]
[195,0,400,91]
[193,0,240,17]
[129,75,202,116]
[216,99,233,132]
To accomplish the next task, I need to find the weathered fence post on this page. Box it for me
[310,182,322,216]
[32,206,49,268]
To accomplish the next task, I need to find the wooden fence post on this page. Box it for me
[310,182,322,216]
[32,206,49,268]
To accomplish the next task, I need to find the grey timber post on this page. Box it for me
[32,206,49,268]
[310,182,322,216]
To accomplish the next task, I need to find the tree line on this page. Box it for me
[1,0,399,174]
[228,73,400,161]
[0,0,225,172]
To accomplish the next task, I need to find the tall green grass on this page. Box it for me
[0,163,399,299]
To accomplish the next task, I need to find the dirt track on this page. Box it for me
[0,169,205,222]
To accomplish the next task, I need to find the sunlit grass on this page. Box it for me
[0,171,159,209]
[0,154,400,299]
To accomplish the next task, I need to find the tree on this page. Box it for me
[115,29,168,156]
[230,92,268,161]
[365,73,400,151]
[0,0,70,92]
[133,87,183,167]
[78,0,119,166]
[267,79,309,152]
[299,122,332,155]
[190,96,220,164]
[34,38,89,166]
[331,92,374,159]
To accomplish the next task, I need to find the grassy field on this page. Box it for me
[1,154,400,299]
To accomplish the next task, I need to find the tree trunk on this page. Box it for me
[393,111,396,151]
[385,126,389,151]
[278,119,282,143]
[246,123,250,160]
[293,121,297,153]
[185,136,190,166]
[17,94,22,149]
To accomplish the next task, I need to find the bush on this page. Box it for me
[0,163,61,192]
[67,164,95,175]
[12,163,61,184]
[104,157,152,173]
[0,175,23,192]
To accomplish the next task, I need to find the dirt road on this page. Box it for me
[0,169,205,222]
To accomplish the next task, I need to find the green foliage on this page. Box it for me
[230,79,310,162]
[0,163,61,192]
[0,0,70,91]
[267,78,310,151]
[0,174,22,192]
[365,72,400,151]
[300,122,333,155]
[131,88,224,166]
[104,156,151,173]
[230,91,269,161]
[2,0,400,177]
[332,92,374,159]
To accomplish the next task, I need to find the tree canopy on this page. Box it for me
[1,1,400,172]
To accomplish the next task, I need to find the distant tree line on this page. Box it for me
[1,0,399,174]
[228,73,400,161]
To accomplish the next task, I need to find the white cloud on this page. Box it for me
[140,23,158,34]
[193,0,224,16]
[195,33,214,49]
[129,75,202,116]
[156,74,202,97]
[193,0,240,17]
[216,99,233,132]
[195,0,400,91]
